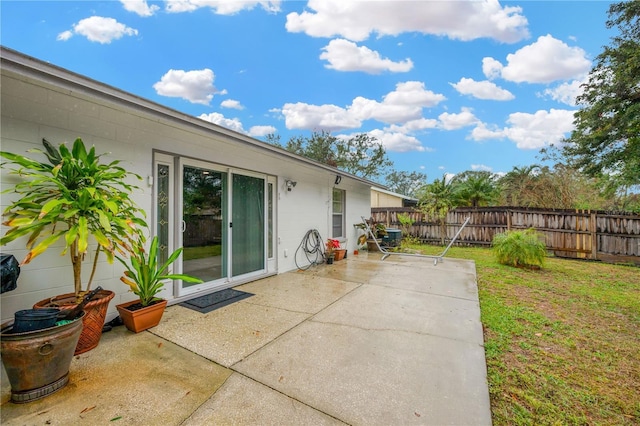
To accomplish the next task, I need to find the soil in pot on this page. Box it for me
[116,299,168,333]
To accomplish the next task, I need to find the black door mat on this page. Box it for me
[179,289,254,314]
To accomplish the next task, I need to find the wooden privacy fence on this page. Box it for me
[371,207,640,262]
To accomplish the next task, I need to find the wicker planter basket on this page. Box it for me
[33,289,114,355]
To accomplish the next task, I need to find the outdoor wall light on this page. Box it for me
[334,175,342,185]
[285,179,297,191]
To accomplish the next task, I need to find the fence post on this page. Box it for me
[507,210,511,230]
[590,211,598,260]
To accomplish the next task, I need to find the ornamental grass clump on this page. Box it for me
[492,228,547,269]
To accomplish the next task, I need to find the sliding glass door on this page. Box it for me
[231,173,265,277]
[156,156,272,297]
[181,163,227,286]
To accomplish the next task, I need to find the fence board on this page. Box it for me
[371,207,640,261]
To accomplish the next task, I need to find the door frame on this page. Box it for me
[153,152,277,299]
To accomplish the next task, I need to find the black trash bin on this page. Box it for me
[1,254,20,293]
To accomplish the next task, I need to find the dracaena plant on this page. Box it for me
[0,138,147,300]
[117,236,203,306]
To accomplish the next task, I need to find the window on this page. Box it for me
[332,188,345,238]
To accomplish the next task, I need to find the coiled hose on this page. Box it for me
[295,229,326,270]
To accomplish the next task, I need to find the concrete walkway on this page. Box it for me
[1,253,492,425]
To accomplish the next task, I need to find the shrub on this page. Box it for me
[492,228,546,268]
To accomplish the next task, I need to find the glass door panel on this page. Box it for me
[181,164,227,285]
[231,174,265,277]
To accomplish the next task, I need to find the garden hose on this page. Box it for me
[294,229,326,270]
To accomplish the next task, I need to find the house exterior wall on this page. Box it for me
[0,51,371,323]
[371,189,404,208]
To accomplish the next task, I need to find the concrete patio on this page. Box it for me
[1,252,492,425]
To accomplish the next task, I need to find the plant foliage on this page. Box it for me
[117,236,203,306]
[558,1,640,187]
[492,228,546,268]
[0,138,147,297]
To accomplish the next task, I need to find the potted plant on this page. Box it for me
[354,218,387,252]
[115,236,203,333]
[0,138,147,354]
[327,238,346,261]
[325,238,338,264]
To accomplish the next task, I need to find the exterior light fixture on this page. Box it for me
[285,179,297,191]
[334,175,342,185]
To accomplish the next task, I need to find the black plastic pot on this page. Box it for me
[12,309,60,333]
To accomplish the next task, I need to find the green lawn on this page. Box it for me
[405,244,640,425]
[183,244,221,260]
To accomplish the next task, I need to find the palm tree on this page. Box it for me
[452,171,498,208]
[417,174,457,244]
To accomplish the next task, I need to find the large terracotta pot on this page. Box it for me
[1,313,84,403]
[33,289,114,355]
[116,299,168,333]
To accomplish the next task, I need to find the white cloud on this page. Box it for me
[57,31,73,41]
[120,0,159,17]
[281,102,361,131]
[438,108,479,130]
[350,96,422,124]
[286,0,528,43]
[165,0,280,14]
[382,81,446,108]
[249,125,277,137]
[221,99,244,110]
[471,164,493,172]
[542,79,585,106]
[451,78,514,101]
[198,112,245,133]
[471,109,576,149]
[503,108,576,149]
[482,57,503,80]
[153,69,216,105]
[498,35,591,83]
[363,129,430,153]
[387,118,439,133]
[58,16,138,44]
[470,123,505,141]
[281,81,445,130]
[320,39,413,74]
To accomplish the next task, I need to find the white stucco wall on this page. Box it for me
[0,50,371,323]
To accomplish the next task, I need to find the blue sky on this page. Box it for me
[1,1,614,184]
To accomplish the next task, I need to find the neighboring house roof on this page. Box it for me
[371,186,418,202]
[0,46,377,188]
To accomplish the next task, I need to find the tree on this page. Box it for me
[335,133,393,180]
[384,171,428,197]
[450,171,498,208]
[417,174,457,244]
[556,1,640,186]
[498,164,614,209]
[266,131,392,180]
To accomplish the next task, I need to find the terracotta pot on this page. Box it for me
[366,239,382,252]
[1,313,84,403]
[334,249,347,261]
[116,299,168,333]
[33,290,115,355]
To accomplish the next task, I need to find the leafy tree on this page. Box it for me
[384,171,428,197]
[417,174,457,244]
[498,164,616,209]
[450,171,498,208]
[265,131,392,180]
[555,1,640,186]
[498,165,542,206]
[336,133,393,179]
